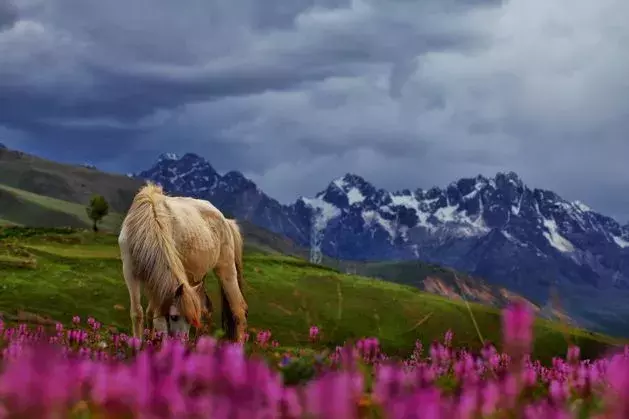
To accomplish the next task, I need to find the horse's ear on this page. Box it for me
[175,283,184,298]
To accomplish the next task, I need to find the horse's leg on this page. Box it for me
[146,301,168,336]
[145,302,154,330]
[198,280,213,335]
[123,258,144,339]
[191,273,213,336]
[214,262,247,343]
[146,301,159,336]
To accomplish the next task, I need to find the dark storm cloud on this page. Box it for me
[0,1,17,30]
[1,0,483,124]
[1,0,628,222]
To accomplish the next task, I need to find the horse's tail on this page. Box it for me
[124,182,202,327]
[228,219,245,294]
[221,218,247,340]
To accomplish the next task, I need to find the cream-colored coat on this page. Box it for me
[118,182,247,342]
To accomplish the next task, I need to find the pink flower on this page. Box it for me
[502,301,533,358]
[256,330,271,347]
[567,345,580,364]
[444,329,453,347]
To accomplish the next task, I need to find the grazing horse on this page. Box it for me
[118,182,248,343]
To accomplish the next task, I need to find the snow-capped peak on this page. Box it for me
[299,170,629,258]
[157,152,180,162]
[329,173,370,205]
[314,173,379,208]
[572,200,592,213]
[335,173,368,187]
[136,152,220,196]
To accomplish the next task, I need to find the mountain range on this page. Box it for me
[1,146,559,323]
[1,146,627,334]
[135,152,629,335]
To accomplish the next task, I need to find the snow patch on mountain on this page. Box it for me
[300,196,341,262]
[542,217,574,253]
[613,235,629,248]
[301,197,340,231]
[363,210,396,238]
[346,188,365,205]
[158,152,180,162]
[572,200,592,213]
[389,193,432,228]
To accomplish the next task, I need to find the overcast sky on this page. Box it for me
[1,0,628,222]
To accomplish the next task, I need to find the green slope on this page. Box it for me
[0,227,620,363]
[0,184,124,232]
[0,147,142,214]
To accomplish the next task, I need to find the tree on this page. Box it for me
[86,194,109,232]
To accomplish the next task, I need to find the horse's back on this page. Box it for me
[164,196,227,276]
[165,196,225,232]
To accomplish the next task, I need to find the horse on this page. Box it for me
[118,182,248,343]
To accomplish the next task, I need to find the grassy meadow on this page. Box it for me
[0,226,621,364]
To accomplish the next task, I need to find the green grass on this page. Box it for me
[0,227,621,364]
[0,184,123,231]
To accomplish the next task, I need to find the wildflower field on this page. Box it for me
[1,305,629,418]
[1,227,628,417]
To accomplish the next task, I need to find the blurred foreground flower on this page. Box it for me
[502,301,533,359]
[0,313,628,418]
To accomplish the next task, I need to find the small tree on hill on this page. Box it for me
[86,194,109,232]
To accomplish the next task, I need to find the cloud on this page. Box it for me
[0,1,17,30]
[0,0,628,222]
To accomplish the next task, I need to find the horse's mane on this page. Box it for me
[123,182,202,326]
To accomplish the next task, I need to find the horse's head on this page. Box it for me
[160,283,212,337]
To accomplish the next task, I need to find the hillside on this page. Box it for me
[0,146,142,214]
[0,227,620,363]
[0,184,125,230]
[353,260,575,324]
